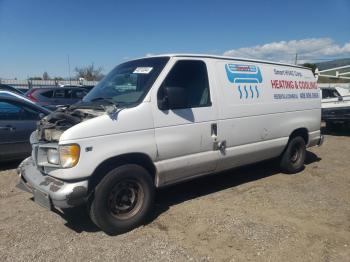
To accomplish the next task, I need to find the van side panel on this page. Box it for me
[214,60,320,171]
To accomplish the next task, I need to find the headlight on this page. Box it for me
[47,148,60,165]
[59,144,80,168]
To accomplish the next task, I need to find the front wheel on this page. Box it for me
[89,164,155,235]
[280,136,306,174]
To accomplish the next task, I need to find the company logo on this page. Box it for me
[225,64,263,99]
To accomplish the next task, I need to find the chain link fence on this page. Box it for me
[0,79,99,90]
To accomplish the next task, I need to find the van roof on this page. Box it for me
[142,53,309,70]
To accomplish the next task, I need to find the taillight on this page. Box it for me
[26,90,37,102]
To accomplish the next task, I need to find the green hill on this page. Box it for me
[316,58,350,70]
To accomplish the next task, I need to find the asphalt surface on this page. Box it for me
[0,128,349,261]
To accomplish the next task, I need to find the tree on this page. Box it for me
[75,63,104,81]
[28,76,42,80]
[302,63,317,73]
[53,77,64,81]
[43,72,50,80]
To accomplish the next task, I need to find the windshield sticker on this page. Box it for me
[133,67,153,74]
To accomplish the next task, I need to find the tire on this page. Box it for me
[89,164,155,235]
[280,136,306,174]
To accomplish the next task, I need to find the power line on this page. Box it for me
[297,57,350,61]
[294,53,298,65]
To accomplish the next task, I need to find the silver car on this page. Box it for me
[25,87,89,110]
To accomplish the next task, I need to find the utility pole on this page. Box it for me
[67,54,71,85]
[294,53,298,65]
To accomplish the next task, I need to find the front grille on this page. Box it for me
[322,107,350,120]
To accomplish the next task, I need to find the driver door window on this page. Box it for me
[158,60,211,109]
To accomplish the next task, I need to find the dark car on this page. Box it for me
[81,85,94,91]
[0,84,24,95]
[61,84,94,91]
[26,87,89,110]
[0,91,51,161]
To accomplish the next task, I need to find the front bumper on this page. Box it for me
[317,135,324,146]
[17,157,89,209]
[322,107,350,122]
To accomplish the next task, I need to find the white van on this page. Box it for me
[17,54,323,234]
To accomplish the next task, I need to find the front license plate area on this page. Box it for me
[33,189,52,210]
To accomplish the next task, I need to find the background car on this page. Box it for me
[0,91,51,161]
[25,87,89,110]
[0,84,24,95]
[60,84,95,92]
[321,86,350,129]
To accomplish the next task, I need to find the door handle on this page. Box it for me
[211,123,226,152]
[0,125,16,131]
[211,123,217,137]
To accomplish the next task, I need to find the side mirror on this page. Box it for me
[159,86,187,110]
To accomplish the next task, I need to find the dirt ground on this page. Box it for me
[0,129,349,261]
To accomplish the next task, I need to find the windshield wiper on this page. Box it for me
[90,97,119,106]
[68,97,118,111]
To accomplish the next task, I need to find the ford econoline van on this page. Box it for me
[17,54,323,234]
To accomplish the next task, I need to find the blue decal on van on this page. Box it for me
[255,85,259,98]
[238,85,243,99]
[243,85,248,99]
[225,64,263,99]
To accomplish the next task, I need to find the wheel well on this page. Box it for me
[88,153,156,192]
[289,128,309,145]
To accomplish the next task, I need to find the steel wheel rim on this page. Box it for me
[290,143,301,163]
[107,179,144,220]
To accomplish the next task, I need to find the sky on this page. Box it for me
[0,0,350,79]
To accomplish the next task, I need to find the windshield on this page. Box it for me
[83,57,169,106]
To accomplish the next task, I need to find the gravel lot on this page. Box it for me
[0,129,349,261]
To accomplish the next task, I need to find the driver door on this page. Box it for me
[152,59,219,186]
[0,99,41,160]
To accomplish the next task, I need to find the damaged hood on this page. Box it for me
[37,106,104,142]
[33,102,153,143]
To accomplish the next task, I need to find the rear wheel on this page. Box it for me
[89,164,154,235]
[280,136,306,174]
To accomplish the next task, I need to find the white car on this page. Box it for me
[17,54,323,234]
[321,86,350,129]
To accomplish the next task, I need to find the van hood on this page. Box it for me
[37,105,105,142]
[57,102,154,143]
[36,102,154,143]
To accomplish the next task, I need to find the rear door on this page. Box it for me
[214,61,283,171]
[38,89,54,107]
[0,99,42,160]
[151,59,219,185]
[52,89,68,106]
[71,88,88,103]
